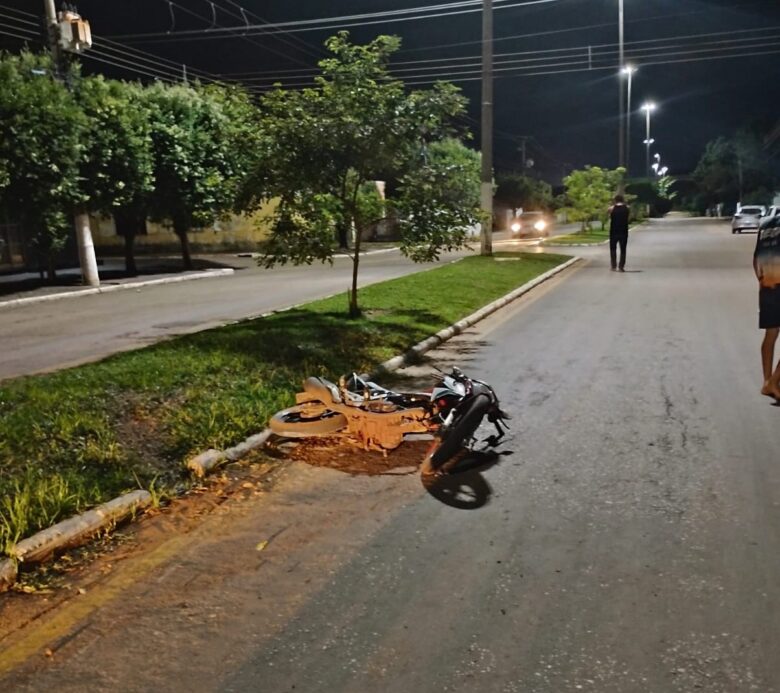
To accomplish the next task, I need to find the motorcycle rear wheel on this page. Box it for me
[269,406,347,438]
[422,395,491,473]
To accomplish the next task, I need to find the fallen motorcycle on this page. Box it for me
[269,367,509,472]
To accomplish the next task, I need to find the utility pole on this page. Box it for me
[618,0,625,169]
[480,0,493,256]
[43,0,100,287]
[518,136,528,171]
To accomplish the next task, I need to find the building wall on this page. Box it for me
[92,201,277,254]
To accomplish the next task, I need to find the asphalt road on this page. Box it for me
[3,216,778,692]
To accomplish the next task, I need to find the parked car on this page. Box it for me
[731,205,766,233]
[762,205,780,222]
[510,211,553,238]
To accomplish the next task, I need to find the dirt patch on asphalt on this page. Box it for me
[269,435,430,476]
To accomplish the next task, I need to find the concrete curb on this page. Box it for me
[9,491,152,568]
[543,240,609,248]
[0,255,579,592]
[374,256,581,375]
[0,268,235,311]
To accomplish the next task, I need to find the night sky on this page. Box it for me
[2,0,779,182]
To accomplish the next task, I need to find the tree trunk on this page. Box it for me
[114,206,147,276]
[349,222,362,318]
[174,220,193,271]
[124,232,138,276]
[47,253,57,283]
[336,219,349,250]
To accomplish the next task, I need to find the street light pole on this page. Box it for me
[624,65,635,175]
[642,102,656,178]
[618,0,625,168]
[480,0,493,256]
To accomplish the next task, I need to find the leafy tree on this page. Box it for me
[75,76,154,275]
[693,132,776,210]
[625,175,677,218]
[145,82,257,270]
[561,166,625,230]
[245,32,476,317]
[0,52,85,279]
[394,138,481,261]
[494,173,553,214]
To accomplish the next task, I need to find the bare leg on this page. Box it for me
[761,328,780,398]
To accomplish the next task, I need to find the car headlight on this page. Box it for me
[511,222,521,233]
[534,220,547,231]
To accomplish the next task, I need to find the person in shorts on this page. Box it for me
[754,214,780,400]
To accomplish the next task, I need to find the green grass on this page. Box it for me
[544,228,610,245]
[0,251,569,551]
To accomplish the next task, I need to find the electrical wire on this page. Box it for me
[151,0,319,68]
[230,29,780,88]
[207,0,323,59]
[218,23,780,81]
[2,9,778,99]
[111,0,569,42]
[0,18,190,84]
[0,3,222,83]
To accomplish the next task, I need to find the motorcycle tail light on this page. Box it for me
[437,398,449,409]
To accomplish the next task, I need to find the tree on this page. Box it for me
[494,173,553,214]
[75,76,154,275]
[0,52,85,279]
[394,138,481,261]
[145,82,257,270]
[561,166,625,230]
[693,132,776,211]
[245,32,477,317]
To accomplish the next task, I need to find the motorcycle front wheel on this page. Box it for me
[269,406,347,438]
[422,394,491,474]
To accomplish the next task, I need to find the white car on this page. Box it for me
[762,205,780,222]
[731,205,766,233]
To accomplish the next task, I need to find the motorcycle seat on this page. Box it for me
[303,376,342,404]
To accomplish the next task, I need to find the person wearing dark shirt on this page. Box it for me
[754,214,780,400]
[608,195,631,272]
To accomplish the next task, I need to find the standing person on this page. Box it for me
[754,214,780,400]
[608,194,630,271]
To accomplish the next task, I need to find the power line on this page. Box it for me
[394,0,773,55]
[208,0,323,59]
[153,0,315,69]
[219,23,780,81]
[110,0,569,43]
[229,28,780,88]
[0,17,192,84]
[0,3,221,82]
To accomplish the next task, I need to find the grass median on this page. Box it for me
[0,251,570,552]
[544,228,610,245]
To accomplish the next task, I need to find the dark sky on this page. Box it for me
[2,0,780,181]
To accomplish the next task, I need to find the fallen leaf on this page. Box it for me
[255,541,268,552]
[77,587,86,595]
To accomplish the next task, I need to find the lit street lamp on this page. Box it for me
[641,102,657,178]
[622,65,637,174]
